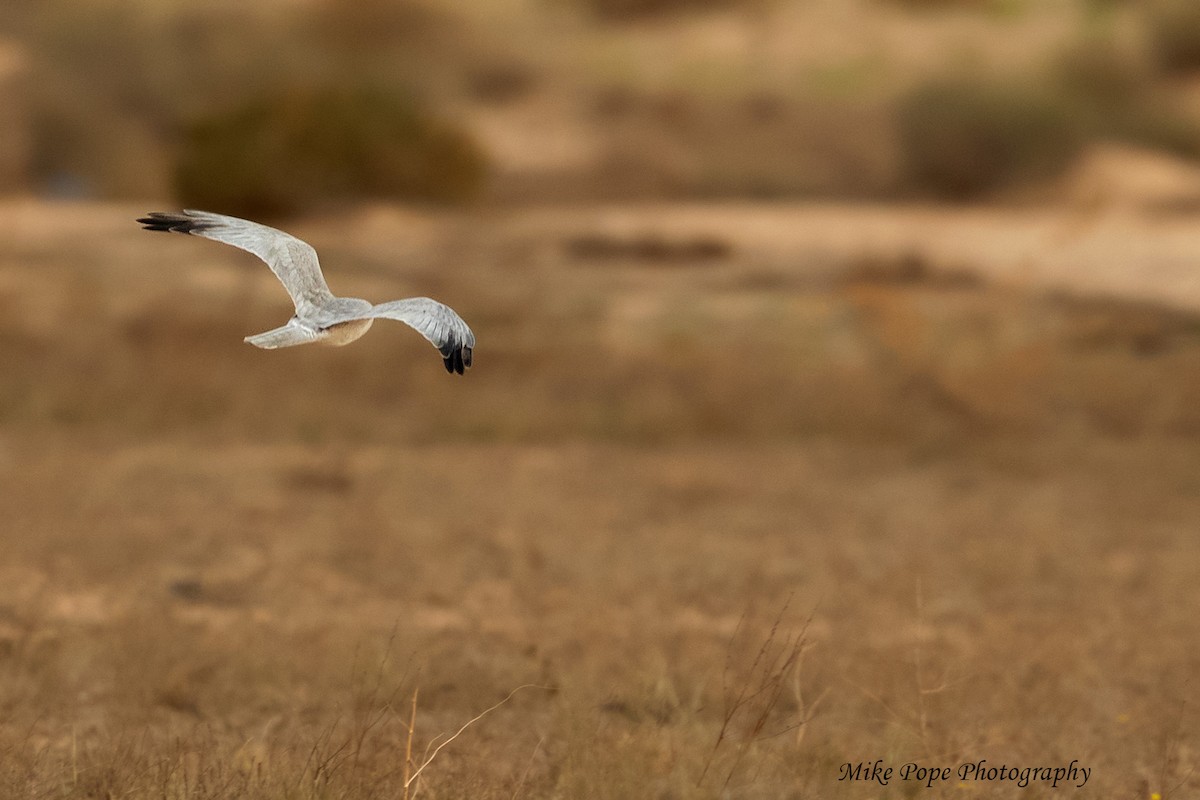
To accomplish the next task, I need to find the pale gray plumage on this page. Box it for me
[138,210,474,374]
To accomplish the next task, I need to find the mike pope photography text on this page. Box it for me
[838,758,1091,789]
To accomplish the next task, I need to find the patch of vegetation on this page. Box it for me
[175,86,488,218]
[873,0,1013,14]
[895,77,1085,200]
[1146,0,1200,74]
[1081,0,1134,23]
[1052,34,1148,112]
[10,0,486,203]
[465,61,539,105]
[1051,33,1200,160]
[1103,105,1200,160]
[580,0,757,23]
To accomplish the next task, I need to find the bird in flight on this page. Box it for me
[137,209,475,374]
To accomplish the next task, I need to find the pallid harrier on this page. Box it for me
[138,210,475,374]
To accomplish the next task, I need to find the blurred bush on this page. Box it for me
[1052,34,1148,112]
[1147,1,1200,74]
[175,87,488,218]
[896,78,1084,199]
[1100,104,1200,161]
[874,0,1001,12]
[0,41,31,191]
[580,0,756,22]
[1052,33,1200,160]
[2,0,487,204]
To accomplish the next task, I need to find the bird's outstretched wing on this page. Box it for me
[138,210,334,315]
[333,297,475,374]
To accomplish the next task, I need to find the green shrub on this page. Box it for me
[896,78,1084,200]
[174,86,488,218]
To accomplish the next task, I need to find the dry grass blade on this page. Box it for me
[510,736,545,800]
[403,687,419,800]
[698,597,813,791]
[405,684,551,797]
[1158,696,1194,800]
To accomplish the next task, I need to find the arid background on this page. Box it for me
[3,0,1200,797]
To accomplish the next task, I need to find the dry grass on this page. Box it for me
[0,200,1199,796]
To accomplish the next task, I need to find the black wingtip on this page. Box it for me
[442,346,470,375]
[137,211,212,235]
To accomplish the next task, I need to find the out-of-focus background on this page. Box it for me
[2,0,1200,797]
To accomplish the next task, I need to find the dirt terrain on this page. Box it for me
[0,198,1198,797]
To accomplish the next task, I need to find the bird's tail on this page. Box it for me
[244,321,316,349]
